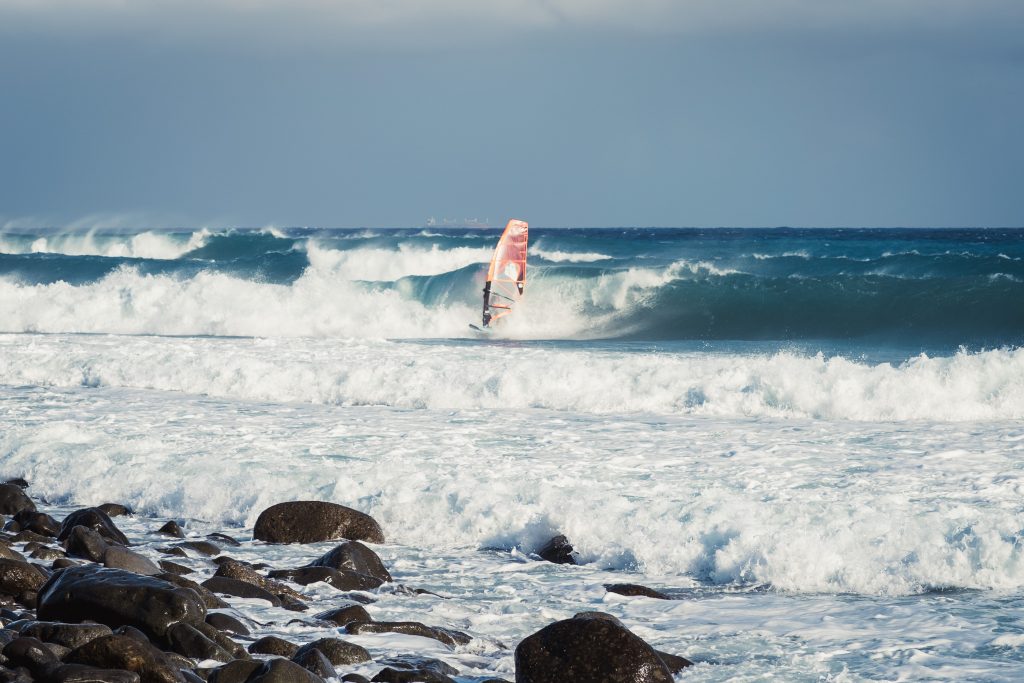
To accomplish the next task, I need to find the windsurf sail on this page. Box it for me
[482,219,528,327]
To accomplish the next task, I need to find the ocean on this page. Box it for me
[1,226,1024,680]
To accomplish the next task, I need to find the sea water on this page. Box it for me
[1,226,1024,680]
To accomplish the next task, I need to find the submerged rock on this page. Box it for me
[535,536,575,565]
[603,583,672,600]
[252,502,384,545]
[266,567,383,591]
[345,622,469,648]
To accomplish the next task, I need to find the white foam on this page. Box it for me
[0,229,209,260]
[305,241,491,281]
[532,247,612,262]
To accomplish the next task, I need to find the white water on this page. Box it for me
[0,229,210,260]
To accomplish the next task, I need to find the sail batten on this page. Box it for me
[482,219,528,327]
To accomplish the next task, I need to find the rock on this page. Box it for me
[345,622,469,648]
[340,676,369,683]
[157,561,192,577]
[290,649,333,679]
[175,542,220,557]
[200,578,281,607]
[535,536,575,565]
[0,544,26,562]
[18,621,113,649]
[12,530,52,544]
[102,548,162,577]
[156,523,185,539]
[312,604,371,627]
[253,502,384,545]
[12,512,59,538]
[57,510,129,547]
[156,574,228,610]
[165,623,232,663]
[213,560,303,601]
[2,479,28,489]
[370,669,453,683]
[0,559,47,607]
[205,613,249,636]
[291,638,369,666]
[65,634,185,683]
[52,559,81,570]
[0,486,35,516]
[603,583,672,600]
[276,595,307,613]
[158,547,188,559]
[3,636,59,676]
[654,649,693,674]
[266,567,383,591]
[48,663,143,683]
[208,660,261,683]
[206,534,240,548]
[514,612,674,683]
[96,505,133,518]
[245,658,326,683]
[29,546,66,562]
[371,657,458,683]
[37,566,207,642]
[305,542,391,583]
[64,527,110,563]
[247,637,297,658]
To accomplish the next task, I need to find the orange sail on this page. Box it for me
[482,219,528,327]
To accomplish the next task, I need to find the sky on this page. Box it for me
[1,0,1022,228]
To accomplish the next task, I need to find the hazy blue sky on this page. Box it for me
[1,1,1022,228]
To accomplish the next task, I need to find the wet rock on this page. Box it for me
[12,512,59,538]
[48,663,143,683]
[603,583,672,600]
[37,566,207,642]
[156,561,192,577]
[266,567,383,591]
[205,613,249,637]
[345,622,469,648]
[18,622,113,649]
[535,536,575,565]
[3,636,59,677]
[66,634,185,683]
[0,545,26,563]
[156,574,228,610]
[372,657,459,683]
[290,649,333,679]
[246,658,325,683]
[156,523,185,540]
[102,548,162,577]
[312,604,370,627]
[52,558,81,570]
[29,546,66,562]
[0,486,34,517]
[0,560,47,607]
[58,510,129,547]
[246,637,297,658]
[213,561,303,601]
[208,660,261,683]
[181,671,205,683]
[96,505,133,519]
[2,479,28,490]
[200,578,281,607]
[292,638,369,666]
[158,547,188,559]
[514,612,676,683]
[253,502,384,545]
[165,623,232,663]
[654,649,693,674]
[205,535,240,548]
[340,676,369,683]
[64,527,109,563]
[276,596,307,613]
[305,542,391,584]
[175,542,220,558]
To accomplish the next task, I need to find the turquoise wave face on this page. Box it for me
[1,226,1022,345]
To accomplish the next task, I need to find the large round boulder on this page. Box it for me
[65,633,185,683]
[252,502,384,545]
[37,566,207,643]
[0,484,35,516]
[305,541,391,583]
[514,613,674,683]
[57,509,129,547]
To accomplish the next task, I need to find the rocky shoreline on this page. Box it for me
[0,482,692,683]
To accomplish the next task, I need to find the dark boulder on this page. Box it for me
[12,512,59,538]
[102,548,162,577]
[371,657,458,683]
[208,660,261,683]
[96,505,133,518]
[165,623,232,663]
[0,559,47,607]
[312,604,370,627]
[175,542,220,558]
[156,574,228,610]
[213,560,303,601]
[156,523,185,539]
[205,613,249,637]
[535,536,575,565]
[305,542,391,583]
[246,637,297,658]
[345,622,469,648]
[48,663,143,683]
[205,535,240,548]
[29,546,66,562]
[37,566,207,642]
[0,486,34,516]
[603,584,672,600]
[291,638,369,666]
[64,527,109,563]
[18,621,113,649]
[65,634,184,683]
[57,510,128,547]
[253,502,384,545]
[3,636,59,677]
[245,658,325,683]
[266,567,382,591]
[157,561,192,577]
[200,578,280,607]
[290,649,333,679]
[514,612,677,683]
